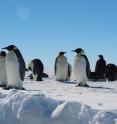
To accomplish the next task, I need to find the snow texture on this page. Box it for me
[0,69,117,124]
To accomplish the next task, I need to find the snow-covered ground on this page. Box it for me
[0,69,117,124]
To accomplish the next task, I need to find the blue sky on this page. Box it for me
[0,0,117,69]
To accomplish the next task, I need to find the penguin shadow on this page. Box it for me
[3,87,26,90]
[24,89,42,92]
[60,80,76,84]
[85,85,114,91]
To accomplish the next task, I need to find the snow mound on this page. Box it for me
[0,89,117,124]
[0,69,117,124]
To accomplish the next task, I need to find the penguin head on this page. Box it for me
[0,51,6,58]
[58,52,67,60]
[73,48,85,55]
[98,55,103,59]
[2,45,18,51]
[59,52,66,56]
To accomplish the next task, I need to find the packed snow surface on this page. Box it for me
[0,69,117,124]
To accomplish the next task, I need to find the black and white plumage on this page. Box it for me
[3,45,26,90]
[54,52,69,82]
[0,51,7,87]
[73,48,90,87]
[28,59,48,81]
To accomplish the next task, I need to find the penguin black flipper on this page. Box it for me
[68,63,72,77]
[82,55,91,78]
[15,50,26,81]
[54,57,58,75]
[28,74,34,80]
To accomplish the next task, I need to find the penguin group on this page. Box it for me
[89,55,117,82]
[54,48,90,87]
[0,45,49,90]
[54,48,117,85]
[0,44,117,90]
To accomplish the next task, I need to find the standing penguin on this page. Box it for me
[3,45,26,90]
[28,59,48,81]
[54,52,68,82]
[95,55,106,75]
[0,51,7,87]
[73,48,89,87]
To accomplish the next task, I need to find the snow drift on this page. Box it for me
[0,87,117,124]
[0,69,117,124]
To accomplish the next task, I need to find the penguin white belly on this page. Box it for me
[0,58,7,85]
[56,60,68,81]
[6,51,22,88]
[73,57,87,85]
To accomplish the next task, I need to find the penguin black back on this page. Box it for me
[95,55,106,75]
[54,57,58,75]
[82,55,91,78]
[32,59,44,75]
[28,59,44,81]
[15,49,26,81]
[106,64,117,81]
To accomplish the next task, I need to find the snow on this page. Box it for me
[0,69,117,124]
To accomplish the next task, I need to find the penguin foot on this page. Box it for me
[76,83,89,87]
[56,79,65,82]
[75,83,83,87]
[20,87,25,90]
[0,84,7,88]
[83,84,90,87]
[15,87,25,90]
[75,84,80,87]
[3,87,11,90]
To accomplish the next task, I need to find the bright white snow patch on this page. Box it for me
[0,69,117,124]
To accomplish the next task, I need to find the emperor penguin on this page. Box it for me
[3,45,26,90]
[28,59,48,81]
[54,52,68,82]
[73,48,89,87]
[95,55,106,75]
[0,51,7,87]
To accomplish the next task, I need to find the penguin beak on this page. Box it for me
[2,47,6,50]
[72,50,76,52]
[2,47,8,50]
